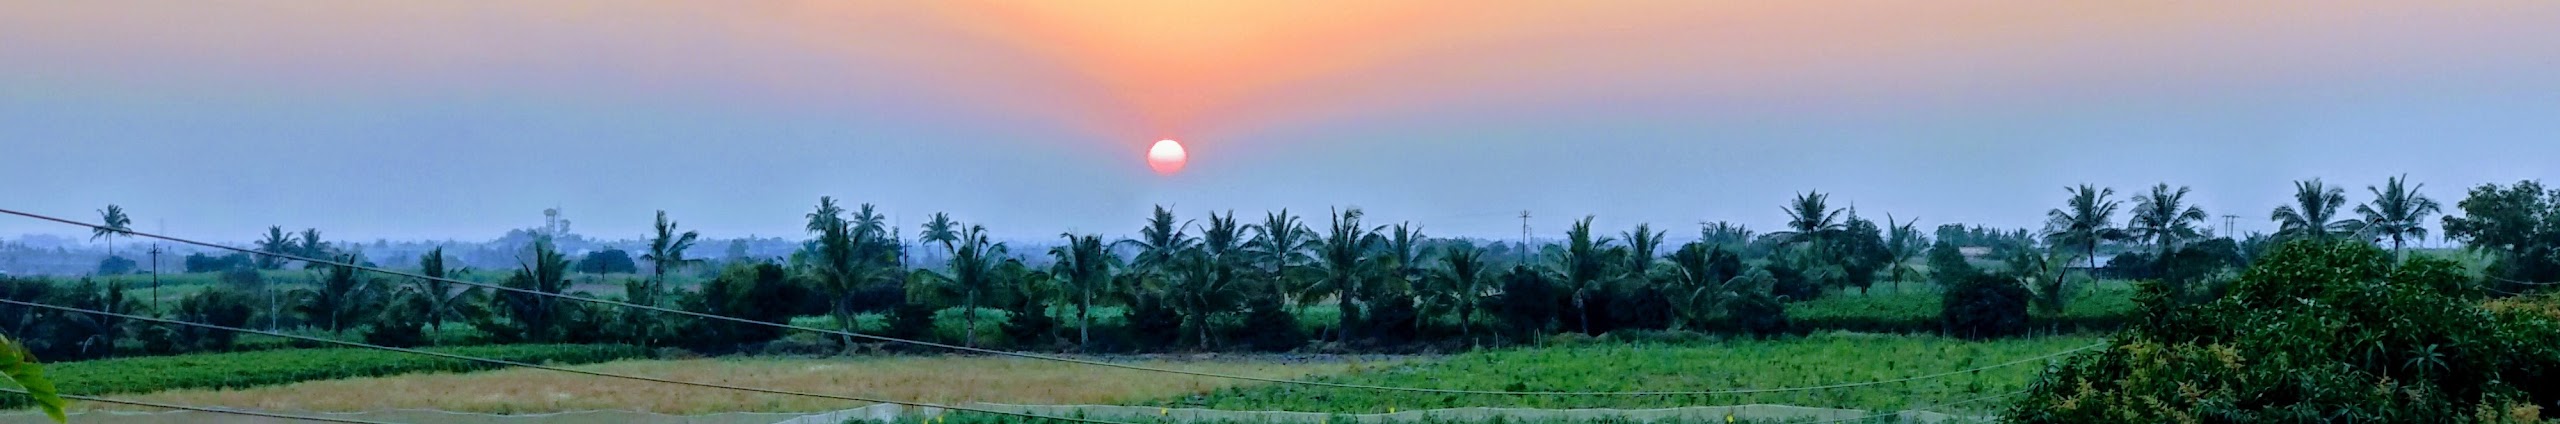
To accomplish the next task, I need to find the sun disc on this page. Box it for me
[1148,139,1188,175]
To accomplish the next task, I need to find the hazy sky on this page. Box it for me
[3,1,2556,244]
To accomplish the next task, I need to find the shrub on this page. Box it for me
[167,288,257,351]
[0,344,646,409]
[1940,272,2029,340]
[2008,240,2560,423]
[1235,297,1305,351]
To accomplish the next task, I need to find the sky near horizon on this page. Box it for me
[3,1,2557,244]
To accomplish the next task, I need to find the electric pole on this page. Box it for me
[2221,214,2239,239]
[1518,210,1533,264]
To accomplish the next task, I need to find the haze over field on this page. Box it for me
[5,2,2557,241]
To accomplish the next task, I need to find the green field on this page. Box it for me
[1160,333,2101,414]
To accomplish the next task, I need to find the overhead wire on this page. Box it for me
[0,207,2097,396]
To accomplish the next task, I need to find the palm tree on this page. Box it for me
[633,210,701,342]
[1167,212,1245,349]
[2044,185,2126,270]
[1313,207,1382,342]
[408,247,476,337]
[255,226,295,269]
[1117,206,1196,285]
[1382,222,1428,292]
[1772,192,1844,246]
[1553,216,1615,335]
[298,254,381,334]
[1247,210,1318,313]
[1047,233,1115,348]
[1700,221,1754,250]
[921,212,960,258]
[918,224,1006,347]
[295,228,329,269]
[1617,222,1658,297]
[2271,178,2361,241]
[1426,241,1491,338]
[2128,183,2211,255]
[850,204,888,239]
[2356,174,2443,256]
[91,205,132,268]
[805,196,888,340]
[1882,215,1926,292]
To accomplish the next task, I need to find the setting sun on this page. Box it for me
[1147,139,1188,175]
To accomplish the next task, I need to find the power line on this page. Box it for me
[0,387,408,424]
[0,207,2097,397]
[2,298,1128,424]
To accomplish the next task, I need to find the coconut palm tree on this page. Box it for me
[2128,183,2211,254]
[407,247,476,336]
[297,254,380,334]
[850,204,888,239]
[1426,241,1492,338]
[1663,241,1743,329]
[1167,212,1245,349]
[2044,185,2126,270]
[91,205,132,267]
[254,226,295,269]
[1381,222,1428,295]
[1313,207,1382,342]
[1247,209,1318,312]
[804,196,889,339]
[2271,178,2361,241]
[917,224,1006,347]
[1117,206,1196,284]
[1771,192,1844,246]
[2357,174,2443,256]
[1882,215,1926,292]
[1553,216,1616,335]
[805,197,846,235]
[1619,223,1667,296]
[639,210,703,285]
[1047,233,1115,348]
[1700,221,1754,250]
[920,212,959,258]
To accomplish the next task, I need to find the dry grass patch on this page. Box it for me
[111,355,1384,415]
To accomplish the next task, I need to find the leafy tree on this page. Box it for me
[2441,180,2560,289]
[915,224,1006,347]
[2128,183,2211,255]
[297,254,382,334]
[91,204,132,268]
[1830,212,1890,294]
[2045,185,2126,270]
[1940,271,2030,340]
[167,287,255,351]
[996,258,1059,348]
[1492,265,1560,338]
[95,255,137,275]
[1926,240,1978,286]
[574,249,639,274]
[1313,207,1381,342]
[1047,233,1115,348]
[2270,178,2362,241]
[1552,216,1615,335]
[1719,268,1789,335]
[2356,174,2444,256]
[683,261,799,350]
[2011,241,2560,423]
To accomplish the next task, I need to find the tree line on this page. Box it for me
[9,176,2557,359]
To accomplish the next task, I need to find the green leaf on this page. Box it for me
[0,336,68,423]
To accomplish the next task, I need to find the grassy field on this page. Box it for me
[2,344,647,409]
[1159,333,2102,415]
[112,355,1386,414]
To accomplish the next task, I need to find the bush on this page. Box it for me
[96,255,137,275]
[1234,297,1305,351]
[885,301,938,342]
[574,249,639,274]
[1940,273,2029,340]
[2009,240,2560,423]
[1724,293,1790,336]
[167,288,257,351]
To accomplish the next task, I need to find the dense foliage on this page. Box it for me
[2009,241,2560,423]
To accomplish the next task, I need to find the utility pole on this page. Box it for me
[1518,210,1532,264]
[149,219,164,311]
[2220,215,2239,239]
